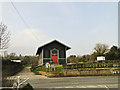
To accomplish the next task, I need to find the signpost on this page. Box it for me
[46,62,50,68]
[45,62,50,72]
[45,63,56,72]
[50,64,55,72]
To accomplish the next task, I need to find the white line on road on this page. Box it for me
[57,85,109,88]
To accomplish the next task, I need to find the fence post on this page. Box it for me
[54,65,55,72]
[17,76,20,90]
[49,66,50,72]
[51,65,52,72]
[46,67,47,72]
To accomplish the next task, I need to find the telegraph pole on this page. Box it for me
[0,57,1,88]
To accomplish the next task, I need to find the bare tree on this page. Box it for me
[0,23,10,50]
[94,43,108,56]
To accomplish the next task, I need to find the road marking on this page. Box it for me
[59,85,108,88]
[65,87,74,88]
[86,86,99,88]
[72,83,79,84]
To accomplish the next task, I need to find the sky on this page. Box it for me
[1,1,118,56]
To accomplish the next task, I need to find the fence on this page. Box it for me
[65,63,120,69]
[1,76,29,90]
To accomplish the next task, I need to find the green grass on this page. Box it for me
[31,65,64,73]
[55,65,63,68]
[23,64,30,67]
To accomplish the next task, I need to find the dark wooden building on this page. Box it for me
[36,40,71,65]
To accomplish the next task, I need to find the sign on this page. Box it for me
[50,64,55,68]
[97,56,105,61]
[45,62,50,68]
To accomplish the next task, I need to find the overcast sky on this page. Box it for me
[1,2,118,56]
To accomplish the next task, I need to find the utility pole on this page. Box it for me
[0,35,2,88]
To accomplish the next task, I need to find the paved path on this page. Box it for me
[9,67,119,89]
[9,67,47,79]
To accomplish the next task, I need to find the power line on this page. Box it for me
[9,0,40,42]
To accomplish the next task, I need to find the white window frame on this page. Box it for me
[50,48,59,63]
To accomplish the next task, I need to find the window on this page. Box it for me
[52,49,58,56]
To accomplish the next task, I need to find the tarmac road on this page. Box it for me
[10,67,119,89]
[29,76,118,89]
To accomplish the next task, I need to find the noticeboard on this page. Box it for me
[97,56,105,61]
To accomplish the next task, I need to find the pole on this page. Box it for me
[49,66,50,72]
[0,49,2,88]
[17,76,20,90]
[54,64,55,72]
[46,67,47,72]
[51,64,52,72]
[0,37,1,49]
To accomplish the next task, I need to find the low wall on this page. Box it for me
[63,68,114,76]
[37,71,59,76]
[37,68,120,77]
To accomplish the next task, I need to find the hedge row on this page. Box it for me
[64,63,120,69]
[2,60,24,77]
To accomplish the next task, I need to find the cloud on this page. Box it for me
[8,28,53,55]
[14,29,50,46]
[92,27,103,33]
[21,29,49,41]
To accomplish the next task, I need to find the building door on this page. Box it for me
[51,49,58,63]
[52,56,58,63]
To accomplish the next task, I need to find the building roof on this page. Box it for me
[36,40,71,55]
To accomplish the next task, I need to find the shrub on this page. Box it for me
[71,65,75,69]
[30,68,33,72]
[2,60,24,77]
[55,65,63,68]
[55,66,64,73]
[89,64,91,68]
[113,64,118,67]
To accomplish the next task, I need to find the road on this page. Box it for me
[29,76,118,89]
[10,67,119,89]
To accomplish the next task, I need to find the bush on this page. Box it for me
[55,67,64,73]
[55,65,63,68]
[30,68,33,72]
[64,66,71,69]
[32,65,64,73]
[113,64,118,67]
[89,64,92,68]
[71,65,75,69]
[2,60,24,77]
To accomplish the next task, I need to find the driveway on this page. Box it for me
[9,67,47,79]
